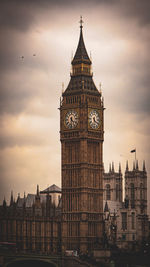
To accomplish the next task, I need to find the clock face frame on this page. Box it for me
[65,110,78,129]
[89,110,100,129]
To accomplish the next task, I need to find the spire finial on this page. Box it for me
[79,16,83,29]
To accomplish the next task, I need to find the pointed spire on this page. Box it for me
[136,160,139,170]
[133,161,135,170]
[126,160,129,171]
[3,197,7,207]
[143,160,146,171]
[17,193,20,203]
[109,163,111,173]
[71,17,91,72]
[119,162,121,173]
[112,162,114,172]
[36,184,39,196]
[10,191,13,206]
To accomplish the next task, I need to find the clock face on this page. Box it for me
[89,110,100,129]
[65,110,78,129]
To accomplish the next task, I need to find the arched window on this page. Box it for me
[106,184,111,200]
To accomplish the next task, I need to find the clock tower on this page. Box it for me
[60,18,104,253]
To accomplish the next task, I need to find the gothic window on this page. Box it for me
[106,184,111,200]
[131,183,135,208]
[121,212,127,230]
[131,212,135,229]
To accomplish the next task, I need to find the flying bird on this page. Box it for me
[33,54,36,56]
[20,56,24,60]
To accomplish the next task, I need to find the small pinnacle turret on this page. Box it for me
[10,191,14,206]
[133,161,135,170]
[37,184,40,196]
[119,162,121,173]
[109,163,111,172]
[126,160,129,171]
[3,197,6,207]
[112,162,114,172]
[136,160,139,170]
[143,160,146,171]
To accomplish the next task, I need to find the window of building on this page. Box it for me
[106,184,111,200]
[121,212,127,230]
[122,234,126,240]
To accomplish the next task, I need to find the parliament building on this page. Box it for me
[0,20,149,255]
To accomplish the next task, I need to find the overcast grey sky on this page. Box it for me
[0,0,150,214]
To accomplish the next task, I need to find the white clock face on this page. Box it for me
[65,110,78,129]
[89,110,100,129]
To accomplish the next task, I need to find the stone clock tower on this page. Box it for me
[60,18,104,253]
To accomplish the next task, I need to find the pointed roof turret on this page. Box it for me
[119,162,121,173]
[126,160,129,171]
[109,163,111,173]
[72,16,91,66]
[143,160,146,171]
[133,161,135,170]
[36,184,40,196]
[112,162,114,172]
[136,160,139,170]
[3,197,7,208]
[10,191,14,206]
[63,18,100,96]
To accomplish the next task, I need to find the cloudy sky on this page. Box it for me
[0,0,150,214]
